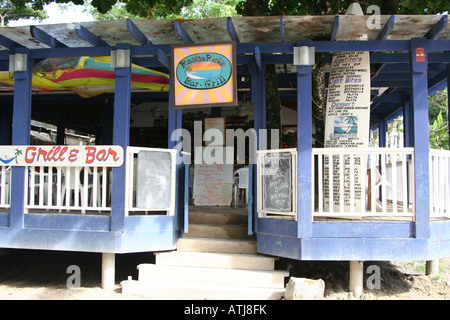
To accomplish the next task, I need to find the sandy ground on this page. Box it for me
[0,248,449,300]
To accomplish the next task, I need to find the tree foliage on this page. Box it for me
[0,0,47,26]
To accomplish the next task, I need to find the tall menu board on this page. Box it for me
[193,163,233,206]
[324,51,370,212]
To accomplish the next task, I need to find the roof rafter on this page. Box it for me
[30,26,67,48]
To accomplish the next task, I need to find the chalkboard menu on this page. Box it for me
[136,150,173,209]
[262,152,292,212]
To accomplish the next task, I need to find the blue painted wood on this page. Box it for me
[168,76,176,149]
[24,214,110,231]
[10,49,32,230]
[424,15,448,40]
[0,216,177,253]
[126,19,152,45]
[410,38,430,239]
[75,24,109,47]
[226,17,240,43]
[257,218,297,237]
[124,215,175,232]
[174,20,193,44]
[30,26,67,48]
[329,16,339,41]
[248,164,253,235]
[254,46,262,72]
[279,16,285,42]
[296,64,313,239]
[251,62,261,232]
[379,117,387,147]
[0,212,9,227]
[157,49,171,70]
[403,99,413,148]
[312,221,415,238]
[257,234,301,260]
[184,164,189,235]
[376,15,395,40]
[260,61,267,150]
[111,43,131,233]
[430,221,450,241]
[0,34,22,50]
[120,229,177,253]
[299,238,428,261]
[0,40,441,62]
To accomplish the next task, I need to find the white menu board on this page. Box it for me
[324,51,371,212]
[193,163,233,206]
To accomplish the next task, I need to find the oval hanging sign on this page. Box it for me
[176,53,232,90]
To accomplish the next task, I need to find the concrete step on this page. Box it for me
[177,237,257,254]
[189,211,248,225]
[137,264,288,288]
[185,223,253,239]
[155,251,275,271]
[121,279,285,300]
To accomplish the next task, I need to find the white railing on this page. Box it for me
[0,166,11,208]
[25,165,110,213]
[430,149,450,218]
[13,146,178,216]
[313,148,415,218]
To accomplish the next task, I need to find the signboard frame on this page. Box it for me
[256,148,297,219]
[171,41,237,109]
[0,145,123,167]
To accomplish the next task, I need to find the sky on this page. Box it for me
[8,3,94,27]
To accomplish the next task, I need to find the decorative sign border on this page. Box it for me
[0,145,124,167]
[171,41,237,109]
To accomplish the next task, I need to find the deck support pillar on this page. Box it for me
[349,260,364,298]
[426,259,439,276]
[101,253,115,289]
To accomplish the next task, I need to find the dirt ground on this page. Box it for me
[0,248,449,300]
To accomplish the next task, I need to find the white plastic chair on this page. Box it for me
[233,167,249,206]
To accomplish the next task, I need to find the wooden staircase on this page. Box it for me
[121,207,288,300]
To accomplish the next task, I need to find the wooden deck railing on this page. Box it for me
[312,148,415,218]
[430,149,450,218]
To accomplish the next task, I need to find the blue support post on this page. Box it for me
[111,44,131,233]
[168,79,176,149]
[10,49,32,229]
[379,118,387,148]
[296,65,313,239]
[410,38,430,239]
[403,98,412,148]
[251,62,262,233]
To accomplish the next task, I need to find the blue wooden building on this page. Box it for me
[0,14,449,291]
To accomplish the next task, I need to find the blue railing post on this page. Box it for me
[111,43,131,233]
[296,63,313,239]
[410,38,430,239]
[10,48,32,229]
